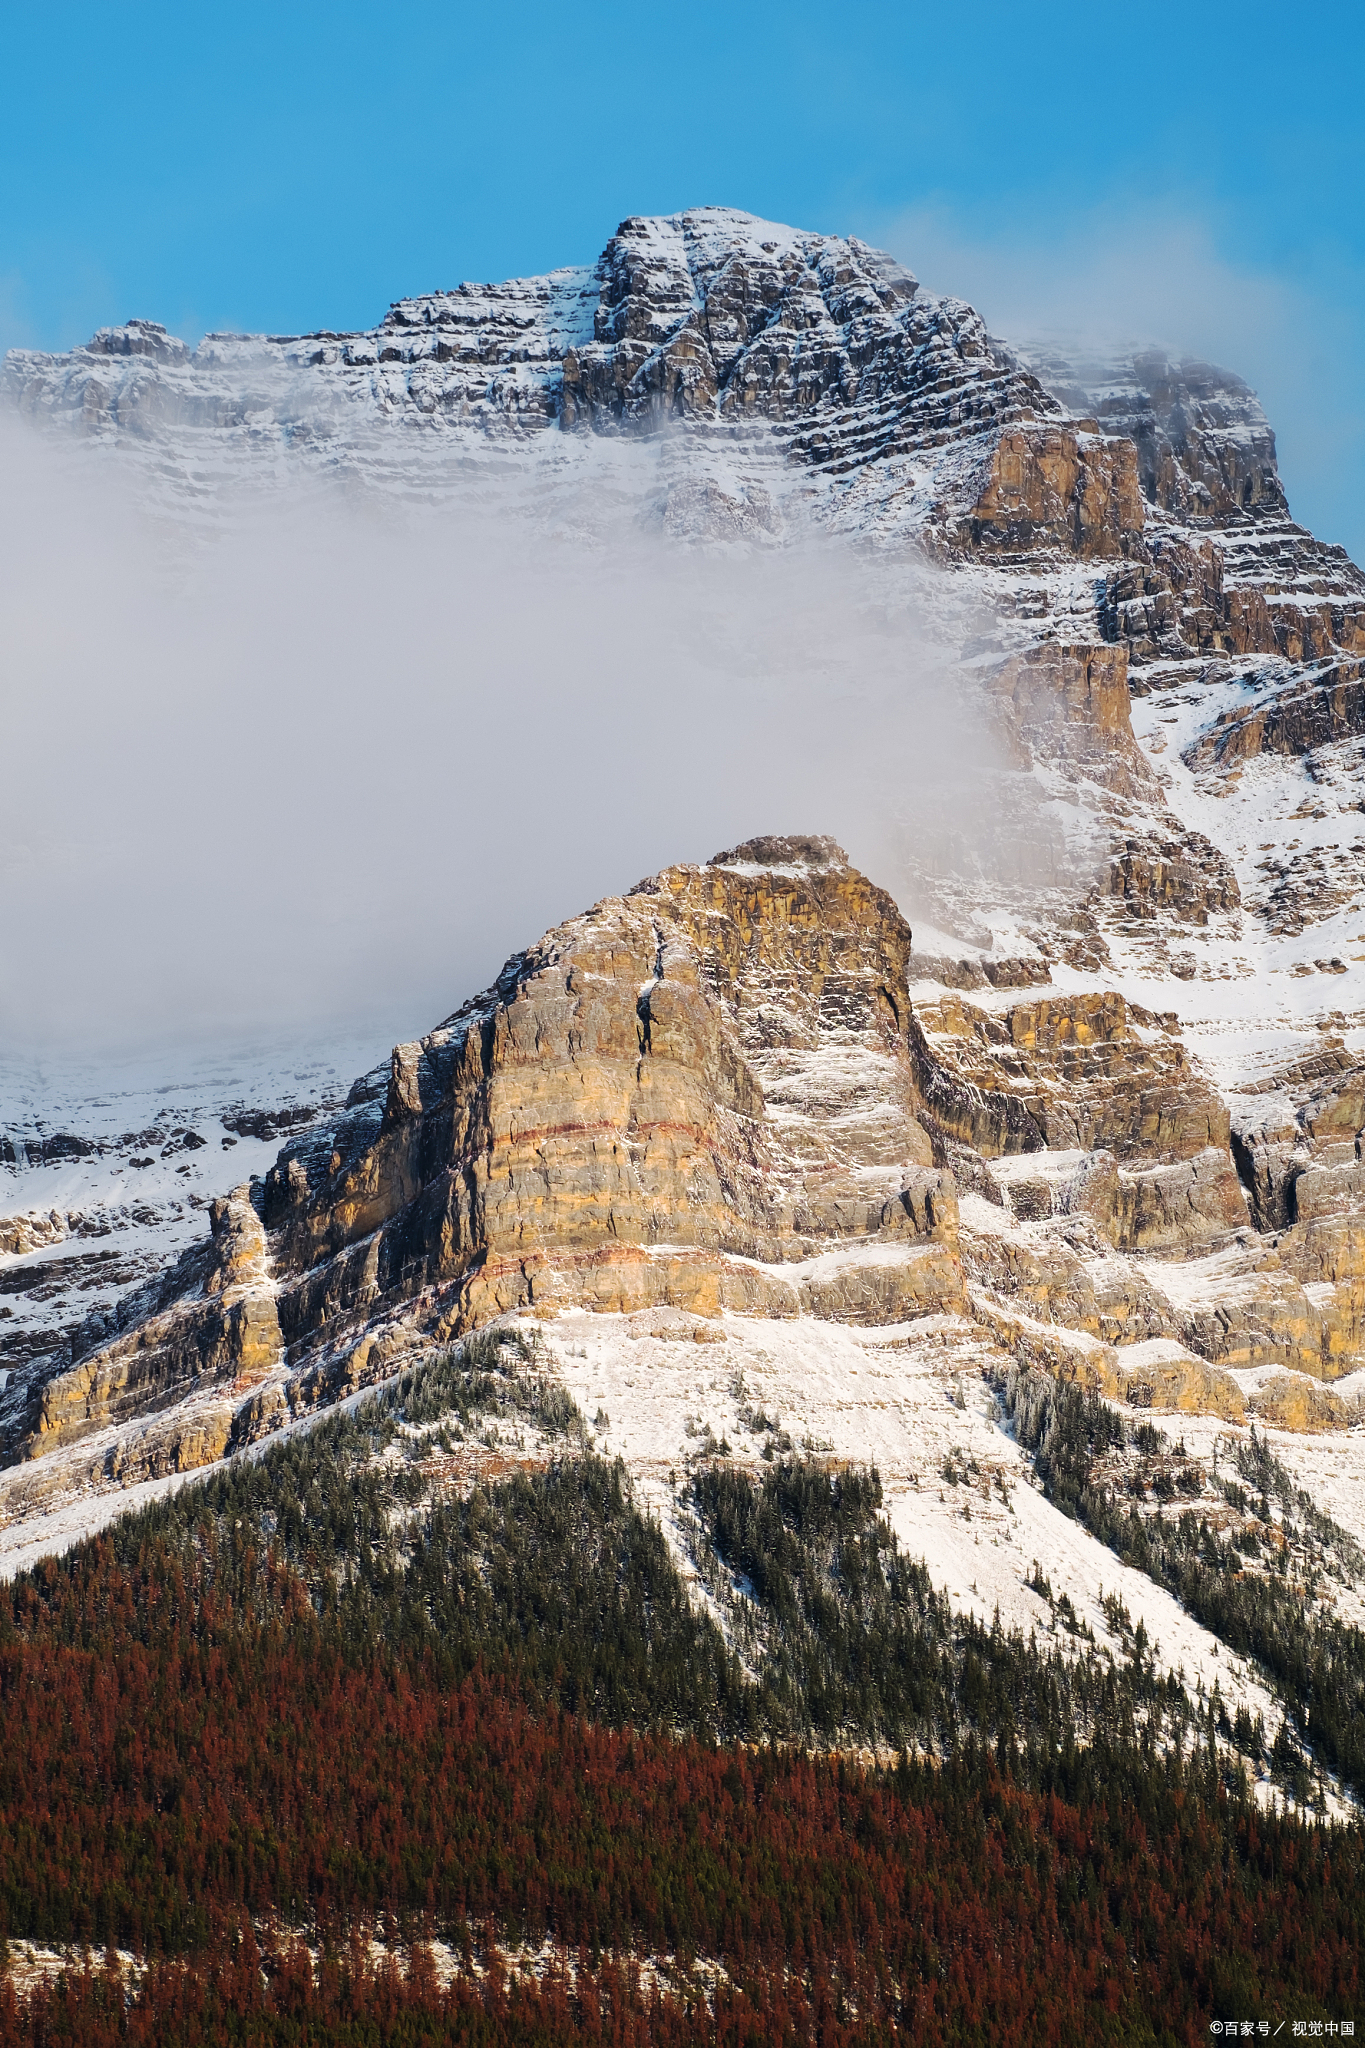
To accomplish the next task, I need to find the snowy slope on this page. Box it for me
[0,1032,382,1416]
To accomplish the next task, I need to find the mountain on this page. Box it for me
[9,207,1361,626]
[5,208,1365,1811]
[5,203,1365,2039]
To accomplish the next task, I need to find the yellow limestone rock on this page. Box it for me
[18,839,968,1464]
[255,837,964,1382]
[0,1210,66,1258]
[911,986,1239,1205]
[1107,1351,1246,1423]
[1249,1375,1350,1433]
[105,1402,236,1481]
[21,1185,281,1458]
[20,831,1365,1461]
[962,426,1145,563]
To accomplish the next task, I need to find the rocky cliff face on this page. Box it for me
[20,838,970,1465]
[4,212,1048,476]
[11,207,1362,848]
[16,822,1365,1489]
[1027,348,1286,525]
[10,211,1359,625]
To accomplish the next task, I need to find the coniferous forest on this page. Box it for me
[0,1338,1359,2043]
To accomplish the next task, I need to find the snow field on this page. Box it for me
[536,1308,1293,1745]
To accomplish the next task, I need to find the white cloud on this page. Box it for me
[0,420,1016,1058]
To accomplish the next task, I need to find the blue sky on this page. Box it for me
[4,0,1363,557]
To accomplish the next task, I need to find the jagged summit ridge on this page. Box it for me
[3,205,1050,483]
[12,201,1362,658]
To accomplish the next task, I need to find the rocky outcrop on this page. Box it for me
[258,838,963,1351]
[1108,1349,1246,1424]
[15,820,1365,1474]
[990,643,1151,798]
[0,1211,66,1258]
[1030,350,1287,526]
[959,427,1144,562]
[1185,659,1365,771]
[910,988,1232,1169]
[1027,347,1365,669]
[996,1145,1247,1254]
[19,1185,282,1458]
[555,214,1039,463]
[1174,1248,1362,1384]
[1104,827,1241,924]
[1249,1374,1351,1432]
[963,1221,1183,1348]
[1104,536,1365,669]
[1232,1066,1365,1232]
[981,643,1240,928]
[17,840,969,1463]
[105,1400,235,1481]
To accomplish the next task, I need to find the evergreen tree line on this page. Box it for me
[999,1368,1365,1798]
[46,1335,1220,1769]
[0,1335,1358,2041]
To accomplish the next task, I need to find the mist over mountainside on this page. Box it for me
[5,205,1365,1910]
[0,425,1008,1056]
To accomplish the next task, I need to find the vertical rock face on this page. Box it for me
[990,643,1153,796]
[908,984,1233,1166]
[262,836,960,1351]
[1021,347,1365,668]
[17,839,966,1459]
[960,427,1145,562]
[20,1184,283,1458]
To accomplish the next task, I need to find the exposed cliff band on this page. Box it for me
[21,838,964,1465]
[19,823,1365,1484]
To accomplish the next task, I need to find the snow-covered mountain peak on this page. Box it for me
[0,206,1038,498]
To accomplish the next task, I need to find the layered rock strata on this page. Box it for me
[10,207,1365,1483]
[11,211,1361,671]
[17,832,1365,1485]
[11,210,1365,975]
[19,839,966,1463]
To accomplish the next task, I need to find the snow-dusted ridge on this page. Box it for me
[0,1033,380,1428]
[0,206,1048,553]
